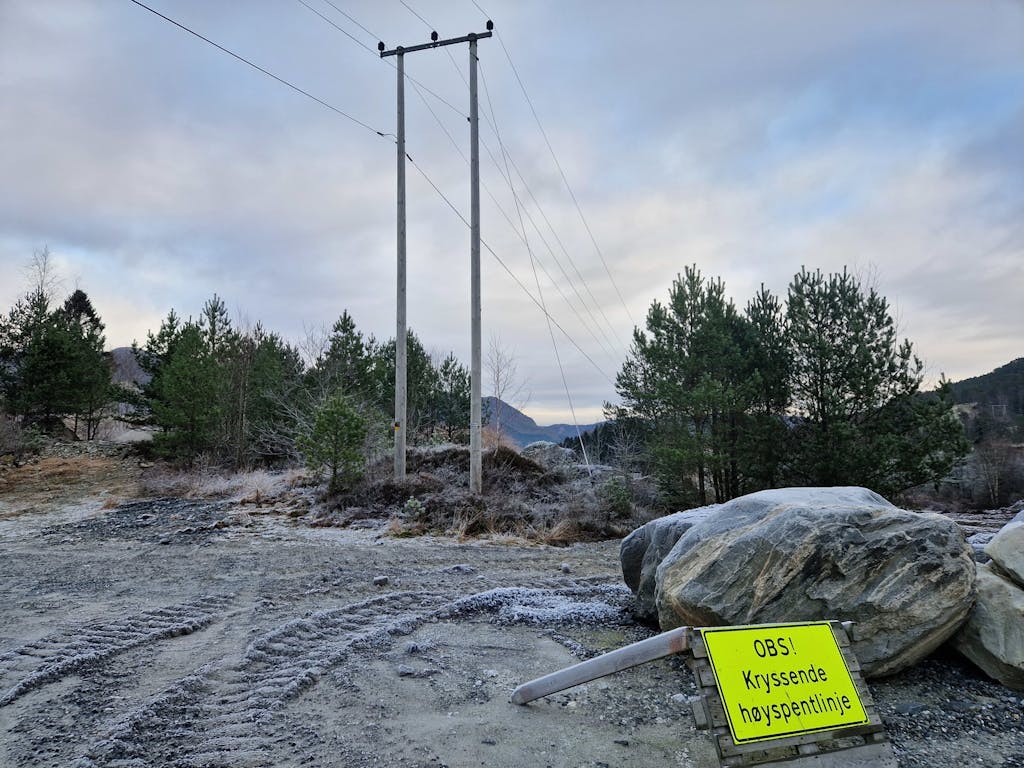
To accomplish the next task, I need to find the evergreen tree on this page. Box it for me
[783,267,965,494]
[0,284,111,435]
[150,322,221,464]
[739,285,790,489]
[300,391,368,493]
[434,352,471,443]
[61,290,111,438]
[613,266,753,506]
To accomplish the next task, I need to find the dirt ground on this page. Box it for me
[1,447,1022,768]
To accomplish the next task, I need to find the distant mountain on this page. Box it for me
[946,358,1024,418]
[483,396,602,449]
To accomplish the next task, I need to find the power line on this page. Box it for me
[133,0,615,387]
[470,3,635,328]
[300,2,618,368]
[406,155,615,386]
[477,64,623,361]
[292,0,468,120]
[128,0,389,138]
[390,2,621,364]
[479,59,594,469]
[320,0,380,42]
[404,62,620,363]
[398,0,433,32]
[295,0,376,54]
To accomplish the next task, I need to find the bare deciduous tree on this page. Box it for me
[485,333,529,441]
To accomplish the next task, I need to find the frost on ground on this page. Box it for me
[1,476,1023,767]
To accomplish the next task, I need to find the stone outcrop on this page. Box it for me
[619,505,717,621]
[950,563,1024,691]
[626,487,976,677]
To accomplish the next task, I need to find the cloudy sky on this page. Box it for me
[1,1,1022,424]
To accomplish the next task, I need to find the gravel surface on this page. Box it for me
[1,455,1022,767]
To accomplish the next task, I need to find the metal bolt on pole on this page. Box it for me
[380,23,493,491]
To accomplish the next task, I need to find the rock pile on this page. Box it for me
[620,487,977,678]
[951,509,1024,690]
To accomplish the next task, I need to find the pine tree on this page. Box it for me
[150,323,221,464]
[299,391,368,493]
[435,352,471,443]
[0,284,111,436]
[785,267,966,495]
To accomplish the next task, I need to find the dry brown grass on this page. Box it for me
[139,467,308,501]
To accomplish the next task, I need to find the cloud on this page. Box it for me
[1,0,1021,423]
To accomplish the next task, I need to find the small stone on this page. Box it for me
[894,702,928,715]
[373,575,389,587]
[613,739,629,747]
[397,665,416,677]
[560,563,571,574]
[158,538,171,545]
[481,739,496,746]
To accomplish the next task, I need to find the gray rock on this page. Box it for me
[372,575,389,587]
[985,512,1024,589]
[968,532,995,563]
[950,563,1024,691]
[521,441,578,470]
[619,505,718,621]
[653,487,976,677]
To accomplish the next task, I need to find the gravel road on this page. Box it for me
[1,465,1021,767]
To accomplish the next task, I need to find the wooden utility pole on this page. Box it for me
[380,22,493,492]
[394,49,407,481]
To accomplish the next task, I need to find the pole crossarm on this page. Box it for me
[380,29,492,58]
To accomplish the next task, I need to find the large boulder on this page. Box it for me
[619,505,717,621]
[950,563,1024,691]
[985,509,1024,588]
[652,487,976,677]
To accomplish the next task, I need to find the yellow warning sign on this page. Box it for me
[701,622,869,744]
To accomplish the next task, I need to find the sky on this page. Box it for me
[1,1,1022,425]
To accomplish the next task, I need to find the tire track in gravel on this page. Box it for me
[0,594,234,707]
[75,583,632,768]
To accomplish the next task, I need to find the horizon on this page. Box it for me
[2,1,1022,424]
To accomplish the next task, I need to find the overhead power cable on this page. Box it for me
[479,59,593,470]
[301,1,618,374]
[470,0,634,329]
[393,1,620,364]
[404,70,620,364]
[406,154,615,386]
[476,72,621,361]
[128,0,390,139]
[292,0,466,119]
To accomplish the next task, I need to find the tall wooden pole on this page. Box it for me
[394,49,407,481]
[468,35,482,494]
